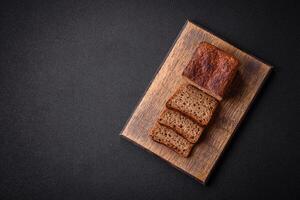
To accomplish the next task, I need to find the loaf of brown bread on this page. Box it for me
[166,84,218,126]
[182,42,239,101]
[158,108,204,143]
[150,123,193,157]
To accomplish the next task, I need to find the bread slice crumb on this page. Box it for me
[166,84,218,126]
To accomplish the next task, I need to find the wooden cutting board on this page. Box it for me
[120,20,272,184]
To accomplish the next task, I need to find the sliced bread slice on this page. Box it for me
[150,123,193,157]
[158,108,204,143]
[166,84,218,126]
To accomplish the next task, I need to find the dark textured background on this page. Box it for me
[0,0,299,199]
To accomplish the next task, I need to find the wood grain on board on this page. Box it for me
[120,21,272,184]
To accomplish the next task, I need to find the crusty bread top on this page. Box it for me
[182,42,239,100]
[166,84,218,126]
[150,123,193,157]
[158,108,204,143]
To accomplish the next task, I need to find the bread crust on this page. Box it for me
[182,42,239,101]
